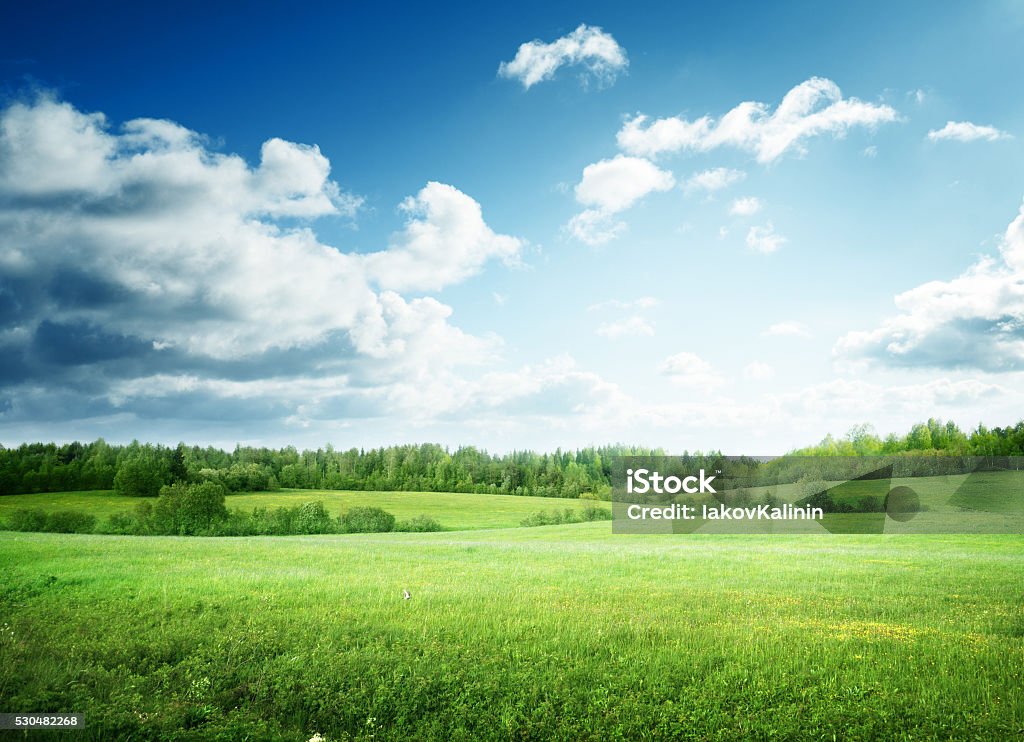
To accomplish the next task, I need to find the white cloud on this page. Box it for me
[592,298,658,339]
[683,167,745,194]
[835,202,1024,371]
[772,377,1006,418]
[0,99,361,220]
[0,97,385,361]
[0,96,526,432]
[567,209,624,246]
[461,355,627,417]
[743,361,774,380]
[498,24,628,89]
[658,352,724,389]
[927,121,1011,143]
[729,196,762,216]
[256,137,364,218]
[862,145,878,158]
[763,321,811,338]
[746,222,786,253]
[617,77,898,163]
[575,155,675,212]
[568,155,674,245]
[363,181,524,292]
[596,316,655,339]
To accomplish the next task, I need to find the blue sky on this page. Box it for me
[1,1,1023,453]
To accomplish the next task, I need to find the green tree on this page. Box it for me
[153,481,228,534]
[168,443,189,484]
[114,453,167,497]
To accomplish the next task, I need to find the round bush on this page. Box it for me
[340,506,395,533]
[394,515,443,532]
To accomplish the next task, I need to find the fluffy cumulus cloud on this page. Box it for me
[566,208,625,246]
[498,24,627,89]
[927,121,1011,143]
[730,196,762,216]
[574,155,676,212]
[363,182,523,292]
[0,96,549,431]
[745,222,786,254]
[683,167,745,194]
[617,77,897,163]
[568,154,674,245]
[836,202,1024,371]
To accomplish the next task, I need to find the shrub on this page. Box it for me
[208,509,251,536]
[857,495,885,513]
[521,509,576,527]
[44,510,96,533]
[215,502,340,536]
[294,501,334,534]
[340,506,395,533]
[133,501,155,534]
[106,511,138,534]
[6,508,48,531]
[4,508,96,533]
[153,481,228,535]
[521,507,610,527]
[581,506,612,521]
[521,510,550,527]
[394,515,443,532]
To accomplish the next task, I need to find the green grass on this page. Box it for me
[1,527,1022,740]
[0,489,601,531]
[738,470,1024,508]
[0,490,124,519]
[948,470,1024,513]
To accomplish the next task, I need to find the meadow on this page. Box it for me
[1,508,1022,740]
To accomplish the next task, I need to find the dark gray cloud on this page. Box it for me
[32,320,153,366]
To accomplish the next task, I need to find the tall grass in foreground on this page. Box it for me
[1,527,1021,740]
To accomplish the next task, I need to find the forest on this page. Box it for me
[2,417,1024,498]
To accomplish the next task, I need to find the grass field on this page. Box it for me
[0,489,602,531]
[1,521,1022,740]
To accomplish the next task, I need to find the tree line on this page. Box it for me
[0,439,660,498]
[2,417,1024,498]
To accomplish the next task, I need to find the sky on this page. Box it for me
[1,0,1023,454]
